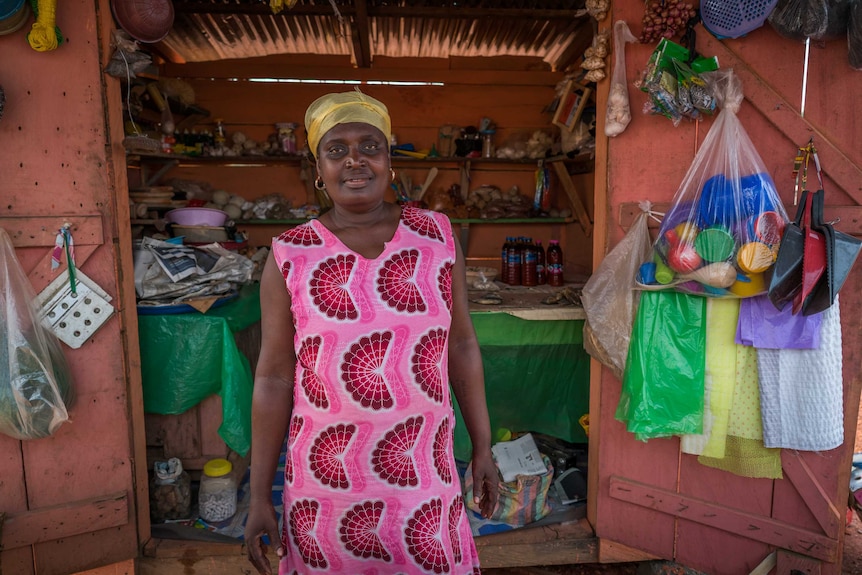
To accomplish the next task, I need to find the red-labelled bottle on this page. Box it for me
[501,237,512,284]
[535,240,546,285]
[507,237,522,285]
[522,237,538,286]
[547,239,564,287]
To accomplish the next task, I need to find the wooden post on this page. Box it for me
[553,161,592,237]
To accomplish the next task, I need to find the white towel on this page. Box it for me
[757,298,844,451]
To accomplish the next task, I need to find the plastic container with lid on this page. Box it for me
[199,458,237,523]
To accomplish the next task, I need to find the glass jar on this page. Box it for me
[149,459,191,523]
[481,130,495,158]
[199,458,237,523]
[275,122,297,154]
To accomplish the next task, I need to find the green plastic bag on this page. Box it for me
[616,290,706,441]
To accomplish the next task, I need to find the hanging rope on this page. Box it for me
[27,0,64,52]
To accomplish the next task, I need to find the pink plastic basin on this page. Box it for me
[165,207,228,226]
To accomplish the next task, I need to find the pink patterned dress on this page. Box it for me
[271,206,481,575]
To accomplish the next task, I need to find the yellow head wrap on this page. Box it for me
[305,90,391,159]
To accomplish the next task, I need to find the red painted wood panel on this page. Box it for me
[0,0,140,572]
[597,2,862,574]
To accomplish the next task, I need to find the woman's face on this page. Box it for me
[316,122,390,208]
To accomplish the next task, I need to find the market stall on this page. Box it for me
[2,1,862,574]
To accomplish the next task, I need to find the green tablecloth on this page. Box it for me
[453,313,589,461]
[138,285,589,461]
[138,284,260,456]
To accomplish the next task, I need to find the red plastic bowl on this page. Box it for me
[111,0,174,44]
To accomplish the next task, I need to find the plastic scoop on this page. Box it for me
[737,242,774,274]
[753,211,785,245]
[793,190,826,314]
[694,227,735,262]
[636,261,737,290]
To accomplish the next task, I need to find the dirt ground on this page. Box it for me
[485,410,862,575]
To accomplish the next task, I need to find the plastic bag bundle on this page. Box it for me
[582,202,655,380]
[0,228,74,439]
[638,69,790,298]
[767,0,851,41]
[616,290,707,441]
[605,20,638,137]
[637,38,720,126]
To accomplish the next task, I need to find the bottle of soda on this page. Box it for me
[547,239,564,287]
[501,237,512,284]
[507,237,522,286]
[522,237,538,286]
[535,240,546,285]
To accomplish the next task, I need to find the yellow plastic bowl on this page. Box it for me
[728,272,765,297]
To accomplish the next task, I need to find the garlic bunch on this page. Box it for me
[585,0,610,22]
[581,30,611,83]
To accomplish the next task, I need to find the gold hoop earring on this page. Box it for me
[314,176,326,191]
[390,169,396,183]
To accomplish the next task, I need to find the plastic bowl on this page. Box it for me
[111,0,175,44]
[165,207,228,226]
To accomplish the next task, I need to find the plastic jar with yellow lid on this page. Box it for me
[199,458,237,523]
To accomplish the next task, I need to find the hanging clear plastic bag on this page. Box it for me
[605,20,638,137]
[0,228,74,439]
[637,69,789,298]
[581,202,655,380]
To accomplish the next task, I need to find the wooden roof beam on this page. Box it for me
[172,3,586,20]
[351,0,371,68]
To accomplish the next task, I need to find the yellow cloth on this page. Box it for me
[698,436,783,479]
[305,90,391,158]
[728,344,763,440]
[697,327,782,479]
[691,298,739,458]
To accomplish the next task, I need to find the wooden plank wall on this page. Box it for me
[594,2,862,574]
[0,0,145,572]
[157,55,595,276]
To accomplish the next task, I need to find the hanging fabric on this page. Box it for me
[757,297,844,451]
[681,298,739,456]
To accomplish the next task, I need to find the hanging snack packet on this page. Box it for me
[636,69,789,298]
[673,58,716,119]
[637,39,719,125]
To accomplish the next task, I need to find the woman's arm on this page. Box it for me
[447,237,499,518]
[245,251,297,575]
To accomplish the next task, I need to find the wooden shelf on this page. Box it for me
[235,217,573,226]
[127,151,594,170]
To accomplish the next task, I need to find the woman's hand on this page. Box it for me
[470,447,499,518]
[244,500,283,575]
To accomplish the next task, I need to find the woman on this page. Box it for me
[245,90,499,575]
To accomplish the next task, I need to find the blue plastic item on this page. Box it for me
[702,0,779,39]
[0,0,24,19]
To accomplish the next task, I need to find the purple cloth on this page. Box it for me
[736,295,822,349]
